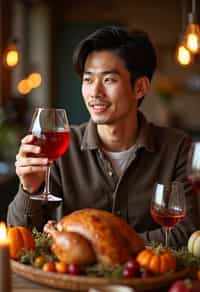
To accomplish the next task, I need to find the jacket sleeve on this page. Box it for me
[7,185,45,229]
[139,136,198,248]
[7,162,63,230]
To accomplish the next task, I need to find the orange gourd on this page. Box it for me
[136,247,176,275]
[8,226,35,259]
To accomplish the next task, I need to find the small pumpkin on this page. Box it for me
[188,230,200,257]
[136,246,176,275]
[8,226,35,259]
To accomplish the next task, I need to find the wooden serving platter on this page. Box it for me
[11,260,191,291]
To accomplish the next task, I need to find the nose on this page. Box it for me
[90,80,105,99]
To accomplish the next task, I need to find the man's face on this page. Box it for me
[81,50,138,125]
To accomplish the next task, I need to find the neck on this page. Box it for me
[97,115,138,152]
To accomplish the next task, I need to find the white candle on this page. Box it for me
[0,222,11,292]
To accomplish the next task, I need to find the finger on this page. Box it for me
[21,135,35,144]
[18,144,41,156]
[15,157,48,167]
[16,165,48,176]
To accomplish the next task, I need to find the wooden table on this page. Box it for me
[12,272,67,292]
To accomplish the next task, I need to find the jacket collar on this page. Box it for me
[81,120,100,150]
[81,111,156,152]
[136,111,156,152]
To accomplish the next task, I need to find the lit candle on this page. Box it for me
[0,222,11,292]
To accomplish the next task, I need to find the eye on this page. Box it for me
[104,77,116,83]
[82,76,92,84]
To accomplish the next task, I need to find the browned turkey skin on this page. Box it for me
[44,209,144,267]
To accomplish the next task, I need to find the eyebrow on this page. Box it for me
[83,70,120,75]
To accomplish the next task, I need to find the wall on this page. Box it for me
[28,2,51,108]
[10,0,51,122]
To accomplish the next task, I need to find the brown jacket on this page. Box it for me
[7,112,198,247]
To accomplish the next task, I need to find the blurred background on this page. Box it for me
[0,0,200,219]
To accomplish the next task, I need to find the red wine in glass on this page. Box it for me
[151,182,186,247]
[150,208,185,228]
[30,131,70,161]
[29,108,70,202]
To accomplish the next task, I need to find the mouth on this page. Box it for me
[88,100,111,114]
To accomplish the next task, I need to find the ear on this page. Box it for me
[134,76,150,101]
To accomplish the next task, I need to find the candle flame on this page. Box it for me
[0,222,8,241]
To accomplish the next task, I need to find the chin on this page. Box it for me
[91,117,114,125]
[91,118,107,125]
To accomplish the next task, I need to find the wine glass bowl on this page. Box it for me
[29,108,70,202]
[150,182,186,247]
[187,142,200,193]
[30,131,70,161]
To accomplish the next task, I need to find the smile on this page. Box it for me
[92,104,108,113]
[88,100,110,114]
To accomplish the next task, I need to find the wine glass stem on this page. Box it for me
[44,165,51,197]
[165,227,170,247]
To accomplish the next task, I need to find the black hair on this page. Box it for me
[73,25,157,106]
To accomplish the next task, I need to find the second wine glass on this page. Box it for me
[150,182,186,247]
[29,107,70,202]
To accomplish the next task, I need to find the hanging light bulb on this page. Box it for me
[176,43,193,66]
[3,40,20,68]
[185,19,200,54]
[175,0,193,66]
[184,0,200,54]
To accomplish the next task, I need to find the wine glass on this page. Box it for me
[29,107,70,202]
[150,182,186,247]
[187,142,200,194]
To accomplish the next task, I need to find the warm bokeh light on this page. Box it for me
[5,49,19,67]
[17,79,32,95]
[186,33,200,53]
[185,24,200,54]
[176,45,193,66]
[0,222,8,243]
[27,72,42,88]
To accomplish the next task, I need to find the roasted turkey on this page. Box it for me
[44,208,144,267]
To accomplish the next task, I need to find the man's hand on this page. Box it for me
[15,134,50,193]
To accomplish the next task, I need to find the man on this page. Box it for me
[7,26,197,247]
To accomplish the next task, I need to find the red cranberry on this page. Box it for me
[125,259,140,270]
[123,258,140,278]
[123,267,135,278]
[68,263,81,275]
